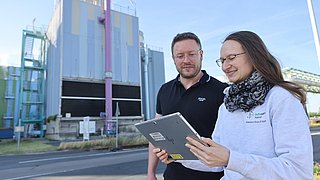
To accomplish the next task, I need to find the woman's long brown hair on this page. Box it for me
[224,31,306,104]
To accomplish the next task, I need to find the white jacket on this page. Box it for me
[181,86,314,180]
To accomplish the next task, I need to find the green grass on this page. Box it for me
[315,162,320,179]
[0,135,148,154]
[58,135,148,150]
[0,139,57,154]
[58,139,115,150]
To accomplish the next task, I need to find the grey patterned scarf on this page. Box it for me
[224,71,274,112]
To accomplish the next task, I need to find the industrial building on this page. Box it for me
[0,0,165,139]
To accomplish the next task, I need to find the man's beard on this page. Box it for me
[178,65,201,79]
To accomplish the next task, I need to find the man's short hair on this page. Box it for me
[171,32,202,55]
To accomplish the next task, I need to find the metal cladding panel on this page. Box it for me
[62,34,77,77]
[0,67,8,128]
[46,1,63,117]
[149,50,165,93]
[111,11,140,84]
[112,28,122,81]
[87,36,95,77]
[61,0,104,80]
[149,50,165,117]
[63,0,73,35]
[127,16,140,83]
[50,2,140,82]
[140,49,165,120]
[46,45,61,116]
[0,129,13,139]
[94,18,104,79]
[0,66,21,128]
[71,0,80,35]
[78,3,88,78]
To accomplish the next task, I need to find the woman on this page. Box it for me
[184,31,313,179]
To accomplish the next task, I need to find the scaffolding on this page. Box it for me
[18,29,47,137]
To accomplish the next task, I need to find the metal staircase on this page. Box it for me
[19,29,47,137]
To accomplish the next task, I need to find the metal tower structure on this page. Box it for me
[282,68,320,93]
[18,29,47,137]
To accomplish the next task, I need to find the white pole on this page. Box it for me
[307,0,320,68]
[115,102,120,149]
[17,117,21,150]
[144,45,150,120]
[116,116,118,149]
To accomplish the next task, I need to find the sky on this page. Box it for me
[134,0,320,79]
[0,0,319,112]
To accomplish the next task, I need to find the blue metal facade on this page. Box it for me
[0,66,20,138]
[140,48,165,119]
[0,0,166,139]
[46,0,141,117]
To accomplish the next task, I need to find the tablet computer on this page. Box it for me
[135,112,205,160]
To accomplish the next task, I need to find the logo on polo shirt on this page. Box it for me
[246,110,267,124]
[197,97,206,102]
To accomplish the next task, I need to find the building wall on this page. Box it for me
[0,66,20,138]
[62,0,105,80]
[46,0,63,117]
[112,11,140,84]
[0,66,20,128]
[46,0,141,118]
[147,49,165,118]
[0,67,7,128]
[48,0,140,82]
[140,48,165,120]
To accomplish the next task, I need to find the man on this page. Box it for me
[147,32,228,180]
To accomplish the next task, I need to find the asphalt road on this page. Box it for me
[0,127,319,180]
[311,127,320,163]
[0,148,165,180]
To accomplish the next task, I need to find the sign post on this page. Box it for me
[83,116,89,141]
[79,116,95,141]
[15,125,24,150]
[115,102,120,149]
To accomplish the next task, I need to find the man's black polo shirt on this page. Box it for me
[156,70,227,138]
[156,70,228,180]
